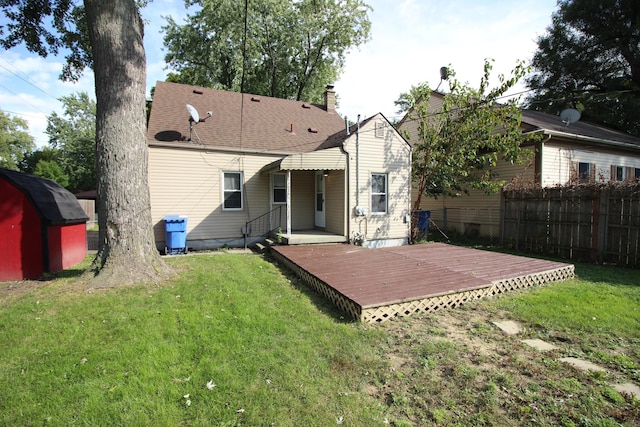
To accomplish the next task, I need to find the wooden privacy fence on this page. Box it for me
[501,184,640,267]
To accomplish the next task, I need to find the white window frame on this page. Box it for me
[272,173,287,205]
[578,162,591,183]
[222,171,243,211]
[370,173,388,215]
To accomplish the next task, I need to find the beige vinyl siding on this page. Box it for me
[345,115,412,244]
[396,92,445,148]
[325,169,345,235]
[148,145,280,246]
[411,153,535,238]
[541,142,640,186]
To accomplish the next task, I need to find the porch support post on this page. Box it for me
[286,169,292,236]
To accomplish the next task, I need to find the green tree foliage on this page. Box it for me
[398,60,532,239]
[19,145,60,173]
[33,159,69,186]
[163,0,371,102]
[0,110,35,170]
[46,92,96,192]
[18,145,69,187]
[525,0,640,136]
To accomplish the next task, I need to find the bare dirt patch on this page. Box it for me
[371,303,640,426]
[0,280,51,306]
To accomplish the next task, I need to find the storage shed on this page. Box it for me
[0,168,89,281]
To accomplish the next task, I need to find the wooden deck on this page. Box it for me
[271,243,575,322]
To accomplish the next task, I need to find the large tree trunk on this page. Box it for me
[85,0,172,287]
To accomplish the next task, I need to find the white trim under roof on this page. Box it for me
[524,129,640,152]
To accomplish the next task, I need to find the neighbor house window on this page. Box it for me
[371,173,387,214]
[223,172,243,210]
[578,162,591,183]
[636,168,640,180]
[614,165,625,182]
[272,173,286,204]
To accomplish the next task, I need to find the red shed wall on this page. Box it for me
[47,223,87,272]
[0,179,44,281]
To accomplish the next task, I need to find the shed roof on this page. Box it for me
[0,168,89,225]
[147,81,347,154]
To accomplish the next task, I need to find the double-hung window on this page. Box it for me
[371,173,387,214]
[272,173,286,204]
[223,172,243,210]
[578,162,591,183]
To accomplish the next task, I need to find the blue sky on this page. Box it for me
[0,0,557,147]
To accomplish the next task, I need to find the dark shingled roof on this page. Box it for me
[0,168,89,225]
[521,110,640,148]
[147,81,347,153]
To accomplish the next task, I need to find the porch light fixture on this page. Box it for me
[323,170,330,176]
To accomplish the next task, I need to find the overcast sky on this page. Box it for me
[0,0,558,148]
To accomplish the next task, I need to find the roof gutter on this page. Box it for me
[523,129,640,152]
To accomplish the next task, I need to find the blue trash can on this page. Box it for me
[417,210,431,232]
[164,215,188,254]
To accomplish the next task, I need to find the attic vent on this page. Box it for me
[302,104,311,109]
[251,97,261,102]
[375,121,386,138]
[193,90,203,94]
[308,127,318,133]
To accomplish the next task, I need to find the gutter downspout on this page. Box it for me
[344,118,351,242]
[286,169,291,238]
[356,114,361,208]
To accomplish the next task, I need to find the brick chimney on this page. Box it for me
[324,85,336,112]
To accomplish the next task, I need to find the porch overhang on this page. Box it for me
[261,147,346,174]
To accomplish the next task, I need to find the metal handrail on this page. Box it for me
[243,205,284,249]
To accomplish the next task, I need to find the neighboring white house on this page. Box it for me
[146,81,412,250]
[399,96,640,238]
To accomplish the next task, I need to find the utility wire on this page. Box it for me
[0,108,44,119]
[0,56,57,100]
[0,82,50,115]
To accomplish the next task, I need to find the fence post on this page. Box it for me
[591,187,600,263]
[598,186,609,263]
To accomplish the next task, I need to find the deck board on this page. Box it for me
[271,243,574,322]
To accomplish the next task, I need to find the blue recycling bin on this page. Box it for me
[164,215,188,254]
[417,210,431,232]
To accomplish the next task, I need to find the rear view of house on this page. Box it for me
[146,82,412,250]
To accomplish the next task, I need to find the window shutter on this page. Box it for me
[590,163,596,183]
[626,167,634,182]
[610,165,616,181]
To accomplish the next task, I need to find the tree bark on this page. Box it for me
[84,0,172,287]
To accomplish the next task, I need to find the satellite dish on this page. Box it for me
[436,66,449,92]
[439,66,449,81]
[186,104,200,123]
[560,108,581,127]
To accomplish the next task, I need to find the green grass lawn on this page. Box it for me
[0,252,638,426]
